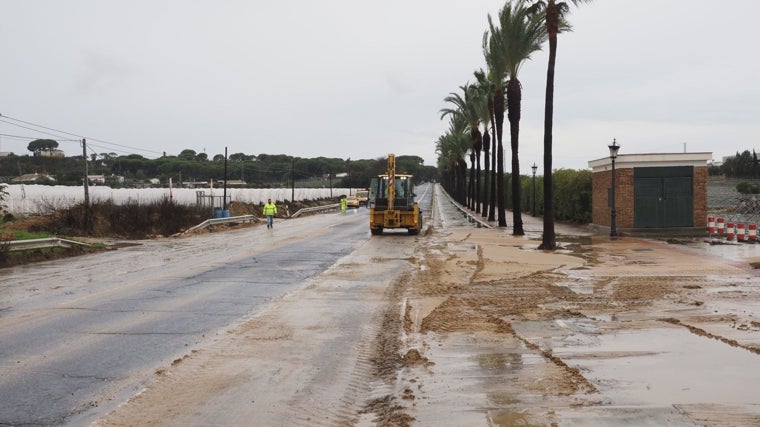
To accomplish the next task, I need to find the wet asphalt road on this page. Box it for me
[0,202,379,426]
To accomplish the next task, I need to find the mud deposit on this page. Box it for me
[390,228,760,426]
[95,224,760,426]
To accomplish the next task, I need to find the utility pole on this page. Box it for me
[223,147,228,211]
[291,157,295,203]
[82,138,90,232]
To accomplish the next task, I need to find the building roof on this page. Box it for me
[11,173,56,183]
[588,152,713,173]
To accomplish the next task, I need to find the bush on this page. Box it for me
[552,169,592,223]
[736,182,760,194]
[37,198,207,238]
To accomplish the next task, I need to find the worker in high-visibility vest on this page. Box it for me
[262,198,277,229]
[340,195,347,213]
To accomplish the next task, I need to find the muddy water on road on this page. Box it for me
[561,326,760,405]
[389,224,760,426]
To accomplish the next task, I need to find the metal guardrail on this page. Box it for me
[184,204,340,233]
[184,214,259,233]
[290,203,341,218]
[2,237,92,252]
[437,187,493,229]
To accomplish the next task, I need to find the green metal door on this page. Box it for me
[633,167,693,228]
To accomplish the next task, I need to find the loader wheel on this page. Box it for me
[408,212,423,235]
[370,227,383,235]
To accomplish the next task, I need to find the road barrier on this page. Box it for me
[290,203,341,218]
[709,216,758,243]
[717,217,725,235]
[2,237,91,252]
[184,214,258,233]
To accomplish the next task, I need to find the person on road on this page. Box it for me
[263,198,277,229]
[340,195,347,213]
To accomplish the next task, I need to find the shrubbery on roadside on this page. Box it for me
[514,168,592,224]
[736,182,760,194]
[49,198,208,238]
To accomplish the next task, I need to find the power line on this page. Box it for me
[0,132,78,142]
[0,113,164,157]
[0,117,73,142]
[86,141,138,157]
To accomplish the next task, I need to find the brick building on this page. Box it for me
[588,152,712,235]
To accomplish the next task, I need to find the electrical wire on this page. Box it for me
[0,117,74,142]
[0,113,163,157]
[0,132,78,142]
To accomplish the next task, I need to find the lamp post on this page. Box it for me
[608,138,620,238]
[531,163,537,216]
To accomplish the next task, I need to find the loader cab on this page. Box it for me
[369,174,415,210]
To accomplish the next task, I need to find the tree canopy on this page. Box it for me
[27,139,59,154]
[0,151,439,188]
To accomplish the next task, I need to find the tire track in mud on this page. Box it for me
[396,228,601,420]
[360,270,417,427]
[660,317,760,355]
[485,315,598,395]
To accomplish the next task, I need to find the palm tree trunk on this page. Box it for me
[458,159,467,205]
[494,87,507,227]
[489,115,497,222]
[482,129,490,217]
[508,78,524,235]
[469,151,476,209]
[475,150,481,213]
[539,1,559,250]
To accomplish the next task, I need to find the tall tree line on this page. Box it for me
[435,0,591,249]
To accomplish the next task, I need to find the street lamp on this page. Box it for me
[608,138,620,238]
[531,163,537,216]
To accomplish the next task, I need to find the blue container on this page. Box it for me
[214,208,223,218]
[222,210,230,218]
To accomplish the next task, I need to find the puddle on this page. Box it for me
[700,240,760,263]
[560,327,760,405]
[556,274,596,294]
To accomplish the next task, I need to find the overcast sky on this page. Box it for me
[1,0,758,171]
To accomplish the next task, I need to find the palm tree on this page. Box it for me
[528,0,592,249]
[473,70,493,218]
[497,0,547,236]
[435,116,470,204]
[440,83,484,211]
[474,68,498,222]
[482,18,509,227]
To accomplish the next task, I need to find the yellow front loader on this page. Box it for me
[368,154,422,235]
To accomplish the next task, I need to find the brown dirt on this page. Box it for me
[376,227,760,425]
[25,209,760,425]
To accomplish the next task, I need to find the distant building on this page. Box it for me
[36,149,65,158]
[0,151,12,157]
[12,173,57,184]
[220,180,247,187]
[87,175,106,184]
[183,181,210,189]
[589,152,711,235]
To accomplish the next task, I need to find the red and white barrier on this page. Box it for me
[717,217,725,235]
[749,223,757,242]
[737,222,746,241]
[708,215,715,235]
[727,222,735,240]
